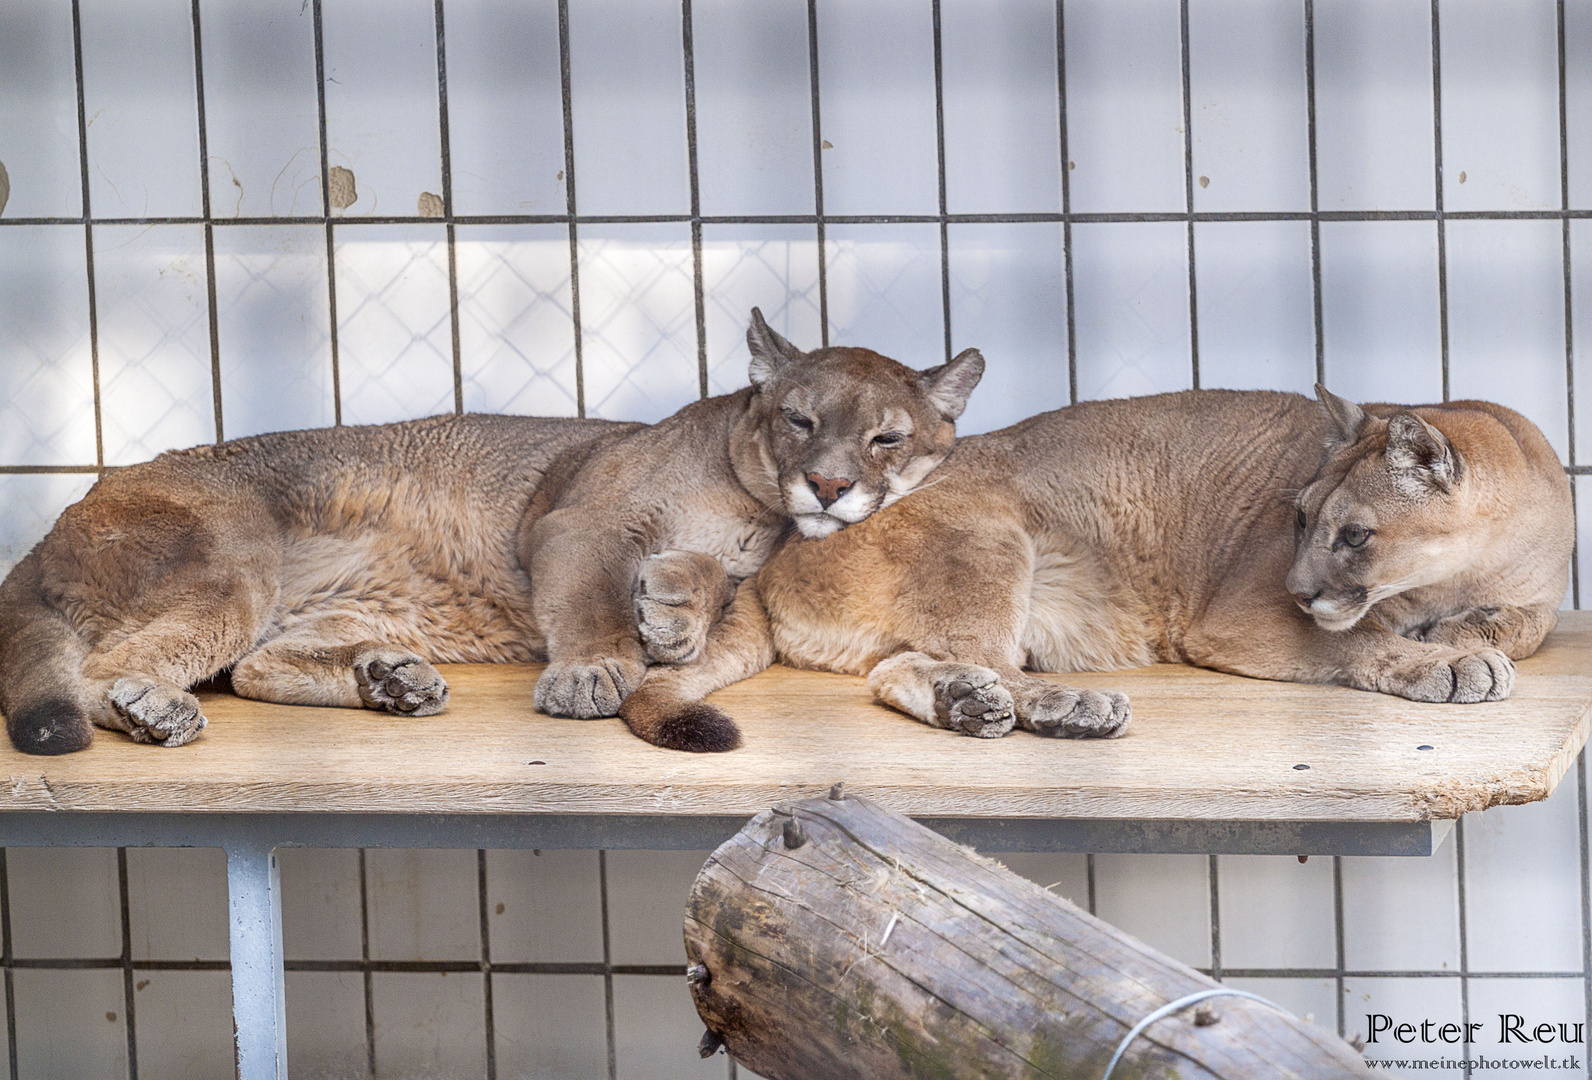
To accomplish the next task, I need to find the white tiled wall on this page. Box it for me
[2,0,1591,1077]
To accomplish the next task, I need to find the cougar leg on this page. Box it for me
[79,596,272,747]
[996,668,1131,739]
[866,652,1015,739]
[231,617,448,716]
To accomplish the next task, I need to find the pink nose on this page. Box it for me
[805,472,853,509]
[1293,592,1318,608]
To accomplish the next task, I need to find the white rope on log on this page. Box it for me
[1100,988,1297,1080]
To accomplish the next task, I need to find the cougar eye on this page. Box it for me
[783,409,815,434]
[1338,524,1372,549]
[871,432,905,448]
[1295,506,1307,530]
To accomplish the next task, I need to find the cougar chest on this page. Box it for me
[667,498,783,580]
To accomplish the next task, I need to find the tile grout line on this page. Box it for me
[806,0,828,347]
[1430,0,1450,403]
[681,0,709,400]
[1056,0,1077,406]
[116,850,137,1080]
[600,851,616,1080]
[68,0,103,469]
[433,0,464,417]
[358,848,376,1079]
[188,0,225,445]
[310,0,342,426]
[477,850,496,1080]
[557,0,585,417]
[1304,0,1325,388]
[0,851,16,1080]
[1179,0,1200,390]
[932,0,952,365]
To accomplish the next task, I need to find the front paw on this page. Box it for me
[633,552,730,664]
[1023,687,1131,738]
[108,677,208,747]
[536,656,645,718]
[354,649,449,715]
[930,664,1016,739]
[1380,648,1514,703]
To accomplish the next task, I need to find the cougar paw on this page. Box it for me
[536,656,645,719]
[1023,687,1131,739]
[633,552,729,664]
[108,677,207,747]
[354,649,449,716]
[931,665,1015,739]
[1384,648,1514,704]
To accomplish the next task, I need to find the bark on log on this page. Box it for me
[684,791,1372,1080]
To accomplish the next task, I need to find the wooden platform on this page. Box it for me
[0,613,1587,825]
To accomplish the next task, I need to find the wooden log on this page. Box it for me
[685,789,1372,1080]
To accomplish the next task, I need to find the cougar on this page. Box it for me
[0,311,983,754]
[619,387,1573,744]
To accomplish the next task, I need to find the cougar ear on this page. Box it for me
[920,348,984,421]
[1386,412,1462,494]
[1315,383,1368,446]
[746,307,805,389]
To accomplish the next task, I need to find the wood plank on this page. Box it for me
[0,613,1588,821]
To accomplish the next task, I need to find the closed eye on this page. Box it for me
[784,409,815,433]
[872,432,905,448]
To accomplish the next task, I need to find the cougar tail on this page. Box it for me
[619,578,776,753]
[0,552,94,755]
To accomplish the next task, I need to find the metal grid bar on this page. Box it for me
[558,0,585,418]
[116,849,138,1080]
[188,0,224,445]
[806,0,829,348]
[310,0,342,427]
[433,0,464,417]
[932,0,953,365]
[1056,0,1077,405]
[599,850,617,1080]
[357,847,376,1079]
[1431,0,1451,404]
[68,0,103,470]
[0,851,16,1080]
[8,208,1592,229]
[1456,819,1473,1076]
[1304,0,1326,388]
[1179,0,1200,389]
[476,849,496,1080]
[682,0,709,400]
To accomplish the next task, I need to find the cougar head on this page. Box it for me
[1286,384,1474,631]
[730,308,984,539]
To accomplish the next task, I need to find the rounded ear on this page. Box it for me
[746,307,805,389]
[1315,383,1368,446]
[919,348,985,421]
[1386,412,1462,494]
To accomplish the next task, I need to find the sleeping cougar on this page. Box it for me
[0,311,983,754]
[620,387,1574,743]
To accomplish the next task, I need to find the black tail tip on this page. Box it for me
[8,697,93,755]
[655,702,743,753]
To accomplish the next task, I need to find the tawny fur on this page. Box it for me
[626,388,1574,742]
[0,310,985,754]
